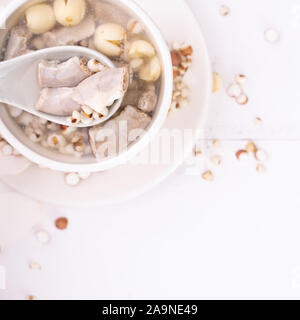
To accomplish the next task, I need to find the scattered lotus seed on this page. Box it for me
[35,230,51,245]
[235,74,247,85]
[255,150,268,162]
[211,154,222,166]
[246,142,257,154]
[212,72,223,93]
[219,4,230,16]
[227,83,242,98]
[264,28,280,43]
[254,117,263,125]
[202,170,214,182]
[55,217,68,230]
[236,93,249,105]
[236,150,248,160]
[29,261,41,270]
[256,163,267,173]
[194,147,202,157]
[65,172,80,186]
[212,139,221,148]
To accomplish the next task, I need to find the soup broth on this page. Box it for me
[2,0,162,160]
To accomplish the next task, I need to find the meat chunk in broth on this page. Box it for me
[38,57,91,88]
[137,85,157,113]
[31,15,95,49]
[89,105,151,159]
[35,87,81,116]
[73,67,129,114]
[5,26,32,60]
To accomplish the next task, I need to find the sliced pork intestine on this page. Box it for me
[72,67,129,114]
[5,26,32,60]
[31,15,95,49]
[89,105,151,159]
[38,57,91,88]
[35,67,129,116]
[35,87,81,116]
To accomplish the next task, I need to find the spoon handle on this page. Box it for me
[0,55,40,111]
[0,59,21,106]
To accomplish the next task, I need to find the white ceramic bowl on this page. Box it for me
[0,0,173,172]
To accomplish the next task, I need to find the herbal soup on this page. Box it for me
[2,0,161,159]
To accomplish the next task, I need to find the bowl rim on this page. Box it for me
[0,0,173,173]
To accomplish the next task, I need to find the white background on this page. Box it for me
[1,0,300,299]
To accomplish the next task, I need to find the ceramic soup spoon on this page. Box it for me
[0,46,124,127]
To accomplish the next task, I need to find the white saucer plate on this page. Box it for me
[0,0,211,208]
